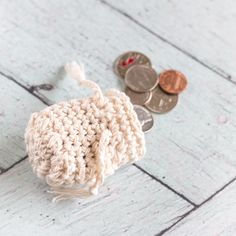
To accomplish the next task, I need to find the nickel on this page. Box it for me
[145,85,178,113]
[125,65,159,92]
[114,51,151,78]
[159,70,187,94]
[133,105,154,132]
[125,87,152,106]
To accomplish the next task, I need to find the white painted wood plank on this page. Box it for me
[0,160,192,236]
[106,0,236,80]
[167,180,236,236]
[0,75,46,170]
[0,0,236,203]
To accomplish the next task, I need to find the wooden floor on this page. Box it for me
[0,0,236,235]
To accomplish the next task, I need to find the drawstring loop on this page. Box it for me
[65,61,104,101]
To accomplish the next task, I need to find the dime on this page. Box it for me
[159,70,187,94]
[114,51,151,78]
[145,85,178,113]
[133,105,154,132]
[125,65,159,92]
[125,87,152,106]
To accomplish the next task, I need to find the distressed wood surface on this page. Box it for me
[0,75,46,170]
[0,0,236,235]
[0,160,192,236]
[106,0,236,81]
[166,180,236,236]
[0,0,236,205]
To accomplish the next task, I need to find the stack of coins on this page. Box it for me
[113,51,187,132]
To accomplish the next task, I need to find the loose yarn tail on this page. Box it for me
[65,61,104,100]
[48,187,92,203]
[48,61,111,202]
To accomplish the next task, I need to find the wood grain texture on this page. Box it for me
[0,160,192,236]
[106,0,236,81]
[0,0,236,204]
[0,75,46,170]
[166,179,236,236]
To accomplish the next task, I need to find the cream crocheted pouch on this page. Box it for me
[25,62,146,202]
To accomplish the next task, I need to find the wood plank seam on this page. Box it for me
[133,163,197,207]
[197,175,236,207]
[100,0,235,86]
[0,155,28,174]
[156,175,236,235]
[156,207,196,236]
[0,70,50,106]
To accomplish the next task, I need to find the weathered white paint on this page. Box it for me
[0,160,192,236]
[107,0,236,80]
[167,180,236,236]
[0,75,46,170]
[0,0,236,204]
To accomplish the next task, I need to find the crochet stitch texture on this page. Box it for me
[25,62,146,202]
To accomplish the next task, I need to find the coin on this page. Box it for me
[113,54,123,76]
[159,70,187,94]
[115,51,151,78]
[133,105,154,132]
[125,87,152,106]
[125,65,159,92]
[145,85,178,113]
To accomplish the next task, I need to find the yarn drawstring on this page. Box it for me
[48,129,111,202]
[47,62,111,202]
[65,61,104,100]
[90,129,111,195]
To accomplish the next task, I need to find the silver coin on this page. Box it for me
[113,54,123,76]
[114,51,152,79]
[125,65,159,93]
[125,87,152,106]
[145,85,178,113]
[133,105,154,132]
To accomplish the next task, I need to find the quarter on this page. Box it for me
[125,65,159,92]
[159,70,187,94]
[133,105,154,132]
[145,85,178,113]
[125,87,152,106]
[114,51,151,78]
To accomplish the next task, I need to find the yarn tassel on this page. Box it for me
[48,187,92,203]
[65,61,104,100]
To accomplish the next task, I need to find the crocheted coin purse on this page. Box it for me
[25,62,146,202]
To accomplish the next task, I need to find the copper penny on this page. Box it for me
[125,65,159,92]
[125,87,152,106]
[145,86,178,113]
[159,70,187,94]
[114,51,151,78]
[133,105,154,132]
